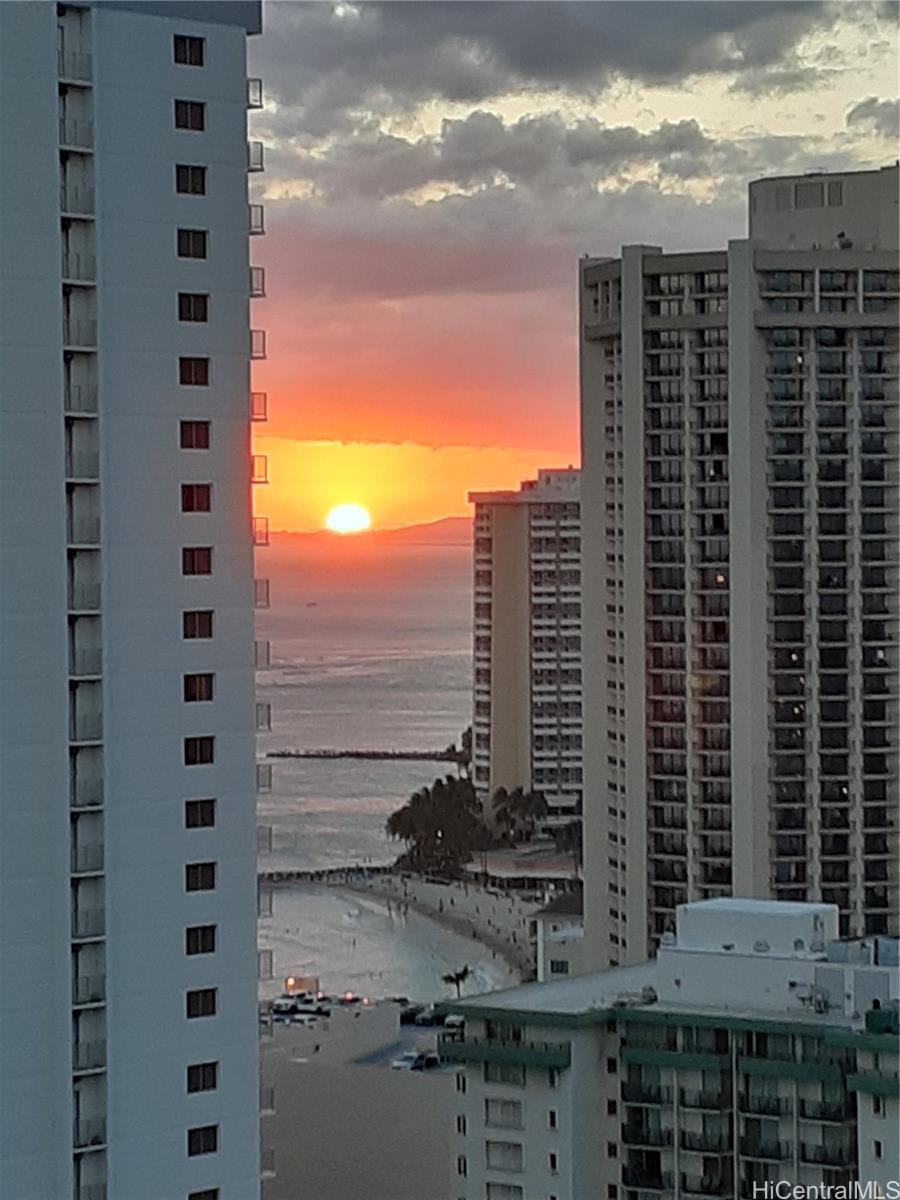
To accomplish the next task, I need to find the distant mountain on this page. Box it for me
[273,515,472,546]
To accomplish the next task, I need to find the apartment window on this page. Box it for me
[795,181,824,209]
[549,1153,558,1173]
[186,924,216,955]
[186,862,216,891]
[188,1192,219,1200]
[180,420,210,450]
[178,293,209,322]
[455,1073,466,1094]
[175,99,206,131]
[182,484,212,513]
[606,1058,617,1073]
[456,1115,466,1135]
[608,1188,618,1200]
[456,1156,467,1177]
[187,1125,218,1157]
[548,1068,559,1088]
[176,164,207,195]
[874,1140,883,1160]
[607,1143,617,1158]
[485,1061,525,1086]
[186,988,216,1018]
[174,34,204,66]
[182,548,212,576]
[186,1061,218,1093]
[486,1141,523,1172]
[185,798,216,829]
[606,1099,617,1116]
[184,673,214,702]
[184,736,214,767]
[548,1109,558,1129]
[179,357,209,386]
[549,959,569,975]
[183,609,213,639]
[873,1096,885,1116]
[177,228,208,259]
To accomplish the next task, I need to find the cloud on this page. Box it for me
[845,95,900,139]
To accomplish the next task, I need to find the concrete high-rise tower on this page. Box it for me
[579,165,898,969]
[0,3,267,1197]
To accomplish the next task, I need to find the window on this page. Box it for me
[184,673,214,702]
[549,959,569,975]
[606,1099,617,1116]
[485,1098,523,1130]
[175,99,206,131]
[186,924,216,955]
[486,1141,523,1172]
[174,34,204,66]
[187,1061,218,1093]
[182,484,212,513]
[874,1140,883,1160]
[873,1095,885,1116]
[607,1142,617,1158]
[182,548,212,576]
[795,181,824,209]
[186,862,216,891]
[187,1125,218,1157]
[184,736,215,766]
[183,610,213,639]
[606,1057,617,1074]
[185,798,216,829]
[179,357,209,386]
[456,1156,466,1177]
[186,988,216,1018]
[608,1188,618,1200]
[827,180,843,206]
[188,1192,219,1200]
[456,1114,466,1135]
[177,228,208,259]
[549,1153,558,1173]
[455,1073,466,1094]
[176,164,207,195]
[180,420,210,450]
[485,1061,525,1086]
[486,1183,524,1200]
[178,293,209,322]
[548,1068,559,1089]
[548,1109,557,1129]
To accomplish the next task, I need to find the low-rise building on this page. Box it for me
[440,899,899,1200]
[534,893,585,984]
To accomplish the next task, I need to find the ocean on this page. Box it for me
[254,531,507,1001]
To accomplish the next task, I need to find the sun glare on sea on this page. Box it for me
[325,503,372,534]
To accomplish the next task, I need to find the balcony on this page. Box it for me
[254,578,271,609]
[251,454,268,483]
[250,266,266,297]
[72,974,105,1006]
[62,251,96,283]
[64,319,98,350]
[58,49,93,82]
[73,1039,106,1073]
[71,844,104,875]
[60,185,95,216]
[623,1124,674,1147]
[249,203,265,235]
[622,1168,674,1191]
[69,584,101,612]
[65,385,98,415]
[251,391,268,421]
[257,824,273,854]
[70,648,102,678]
[799,1098,852,1122]
[252,517,270,547]
[437,1034,572,1070]
[257,763,273,793]
[258,885,274,917]
[73,1118,106,1152]
[799,1142,855,1167]
[247,140,265,172]
[59,118,93,150]
[739,1137,789,1161]
[70,777,103,810]
[247,76,264,108]
[680,1176,732,1198]
[250,329,267,359]
[70,713,103,744]
[261,1148,276,1179]
[260,1085,275,1114]
[681,1131,732,1152]
[680,1090,730,1110]
[256,702,272,732]
[67,517,100,546]
[255,639,272,669]
[72,909,105,940]
[739,1093,789,1116]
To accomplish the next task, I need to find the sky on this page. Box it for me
[247,0,899,531]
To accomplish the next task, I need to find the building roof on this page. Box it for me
[535,892,583,918]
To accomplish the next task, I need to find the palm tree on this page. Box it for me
[551,820,583,873]
[491,787,549,844]
[386,777,493,877]
[441,965,470,998]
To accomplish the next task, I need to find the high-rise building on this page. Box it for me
[470,469,582,829]
[0,3,266,1197]
[443,899,900,1200]
[579,165,899,969]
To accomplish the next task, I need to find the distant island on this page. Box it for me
[272,515,473,546]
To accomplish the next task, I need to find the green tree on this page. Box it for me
[386,776,493,877]
[491,786,549,844]
[551,820,583,872]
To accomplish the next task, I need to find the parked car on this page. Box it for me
[414,1006,446,1027]
[390,1051,420,1071]
[410,1052,441,1071]
[399,1003,425,1025]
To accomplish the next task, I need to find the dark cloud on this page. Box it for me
[846,95,900,139]
[254,0,854,138]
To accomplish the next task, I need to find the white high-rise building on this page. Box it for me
[0,3,267,1197]
[470,469,582,828]
[579,165,899,970]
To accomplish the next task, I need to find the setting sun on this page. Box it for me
[325,502,372,534]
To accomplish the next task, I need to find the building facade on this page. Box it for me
[470,469,583,829]
[0,3,266,1197]
[442,900,900,1200]
[579,166,899,969]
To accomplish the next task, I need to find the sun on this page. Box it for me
[325,503,371,534]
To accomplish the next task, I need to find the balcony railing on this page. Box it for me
[622,1168,674,1191]
[437,1034,571,1070]
[62,251,96,282]
[72,844,104,875]
[256,702,272,731]
[739,1093,789,1116]
[257,763,273,792]
[251,454,268,483]
[70,777,103,810]
[73,1039,106,1072]
[59,118,94,149]
[260,1085,275,1114]
[70,649,102,678]
[681,1176,731,1198]
[255,639,272,669]
[58,49,93,82]
[680,1089,730,1110]
[72,973,105,1005]
[253,516,270,547]
[249,203,265,235]
[250,266,266,297]
[261,1148,276,1178]
[66,451,100,480]
[254,578,271,609]
[681,1130,732,1152]
[64,385,98,415]
[739,1137,789,1161]
[622,1081,673,1105]
[257,824,273,854]
[250,329,267,359]
[64,319,98,349]
[60,184,95,215]
[69,584,101,612]
[799,1098,852,1122]
[73,1117,106,1150]
[800,1142,855,1167]
[623,1124,674,1147]
[70,714,103,743]
[251,391,268,421]
[72,909,105,940]
[76,1185,107,1200]
[258,885,274,917]
[247,77,263,108]
[258,947,274,979]
[247,140,265,172]
[67,517,100,546]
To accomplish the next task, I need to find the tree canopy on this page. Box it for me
[385,775,493,876]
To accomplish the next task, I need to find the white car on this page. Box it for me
[390,1051,420,1071]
